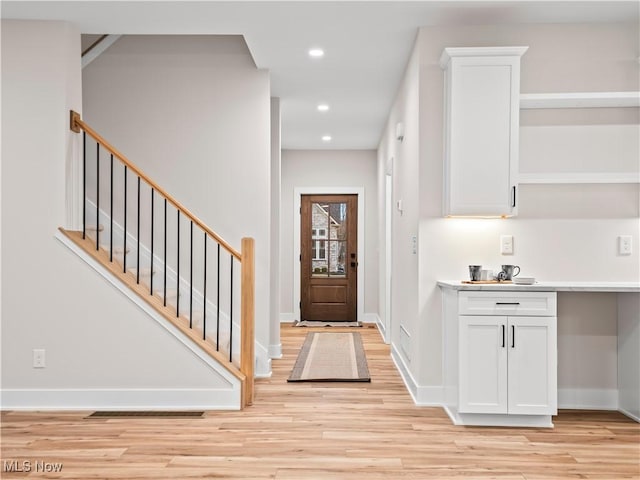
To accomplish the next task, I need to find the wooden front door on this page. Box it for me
[301,194,357,321]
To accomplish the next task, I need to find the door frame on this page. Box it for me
[293,187,365,323]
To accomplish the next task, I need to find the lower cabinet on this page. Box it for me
[459,315,557,416]
[442,290,558,426]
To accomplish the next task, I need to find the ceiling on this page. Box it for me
[2,1,638,150]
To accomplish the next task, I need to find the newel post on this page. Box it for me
[240,237,255,407]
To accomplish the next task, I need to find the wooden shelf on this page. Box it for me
[519,172,640,184]
[520,92,640,109]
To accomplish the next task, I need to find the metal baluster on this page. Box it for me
[109,154,113,262]
[229,254,233,362]
[136,177,141,284]
[189,221,193,329]
[216,243,220,351]
[163,198,167,306]
[203,233,207,341]
[176,210,180,317]
[123,166,127,273]
[82,132,86,239]
[96,143,100,250]
[150,189,154,295]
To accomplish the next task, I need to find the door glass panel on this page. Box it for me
[328,203,348,241]
[329,240,347,277]
[310,201,348,277]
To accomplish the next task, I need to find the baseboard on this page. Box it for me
[280,313,294,323]
[269,343,283,359]
[390,344,443,406]
[0,388,239,411]
[255,342,272,377]
[558,388,619,410]
[618,407,640,423]
[363,313,378,324]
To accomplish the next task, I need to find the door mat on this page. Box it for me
[288,332,371,382]
[294,320,362,327]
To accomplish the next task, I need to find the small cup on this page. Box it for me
[500,264,521,281]
[469,265,482,281]
[480,269,492,281]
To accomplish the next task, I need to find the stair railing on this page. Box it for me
[70,110,254,406]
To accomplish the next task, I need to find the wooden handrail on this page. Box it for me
[70,110,241,260]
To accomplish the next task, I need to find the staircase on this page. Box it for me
[61,111,255,408]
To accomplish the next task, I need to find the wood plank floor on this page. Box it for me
[1,324,638,479]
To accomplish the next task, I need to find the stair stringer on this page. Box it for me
[54,229,243,410]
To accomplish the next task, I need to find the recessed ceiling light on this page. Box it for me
[317,104,330,112]
[322,135,332,142]
[308,48,324,58]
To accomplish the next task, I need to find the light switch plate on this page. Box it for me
[33,349,45,368]
[500,235,514,255]
[618,235,632,255]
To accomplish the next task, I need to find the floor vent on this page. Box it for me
[87,411,204,418]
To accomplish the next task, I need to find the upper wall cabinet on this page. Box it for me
[440,47,528,217]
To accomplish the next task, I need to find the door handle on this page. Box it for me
[350,261,358,268]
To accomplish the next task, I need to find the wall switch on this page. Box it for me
[618,235,632,255]
[500,235,514,255]
[411,235,417,255]
[33,349,45,368]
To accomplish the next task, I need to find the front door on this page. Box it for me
[301,194,357,321]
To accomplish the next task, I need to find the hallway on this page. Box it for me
[1,324,638,479]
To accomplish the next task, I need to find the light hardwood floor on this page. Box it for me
[1,324,639,479]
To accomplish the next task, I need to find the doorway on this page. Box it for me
[300,194,358,321]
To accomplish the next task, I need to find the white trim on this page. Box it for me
[254,342,272,378]
[82,35,122,69]
[444,406,554,428]
[293,187,365,323]
[391,344,443,406]
[268,343,283,359]
[520,91,640,109]
[558,388,619,411]
[0,388,238,411]
[519,172,639,185]
[440,46,528,68]
[363,313,379,324]
[280,313,294,323]
[55,230,242,388]
[619,407,640,423]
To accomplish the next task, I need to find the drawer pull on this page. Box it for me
[511,325,515,348]
[496,302,520,305]
[501,325,505,348]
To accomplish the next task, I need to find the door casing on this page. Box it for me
[293,187,365,323]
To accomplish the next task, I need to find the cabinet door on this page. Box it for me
[507,316,558,415]
[459,316,508,413]
[441,47,526,217]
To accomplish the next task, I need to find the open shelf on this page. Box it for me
[520,92,640,109]
[519,172,640,185]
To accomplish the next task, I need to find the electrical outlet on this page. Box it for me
[618,235,632,255]
[33,349,45,368]
[500,235,514,255]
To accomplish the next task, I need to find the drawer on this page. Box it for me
[459,291,556,316]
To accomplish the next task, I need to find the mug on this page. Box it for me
[499,264,520,281]
[468,265,482,281]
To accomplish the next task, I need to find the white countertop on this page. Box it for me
[437,280,640,293]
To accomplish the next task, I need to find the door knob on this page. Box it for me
[350,261,358,268]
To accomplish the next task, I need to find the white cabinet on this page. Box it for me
[440,47,527,217]
[442,289,557,427]
[459,315,557,416]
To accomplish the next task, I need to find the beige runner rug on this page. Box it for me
[287,332,371,382]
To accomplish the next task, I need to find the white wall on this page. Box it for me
[280,150,378,321]
[1,20,239,409]
[270,98,282,358]
[82,35,272,375]
[379,23,639,398]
